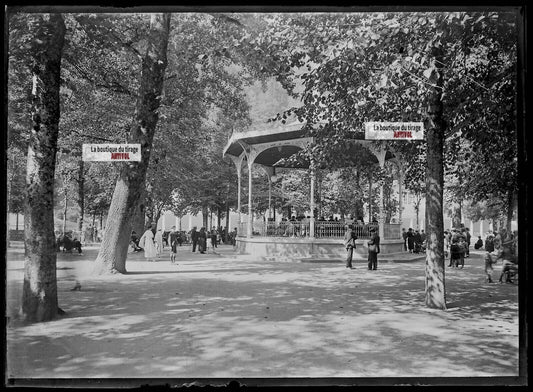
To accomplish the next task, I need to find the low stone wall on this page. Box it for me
[235,236,404,261]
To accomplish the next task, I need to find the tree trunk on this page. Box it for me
[415,194,422,228]
[506,188,514,232]
[62,187,68,234]
[131,194,146,237]
[154,204,163,228]
[16,212,19,231]
[424,46,447,310]
[368,173,373,222]
[21,13,66,323]
[77,159,85,242]
[225,203,230,243]
[93,13,170,275]
[144,200,154,228]
[202,206,208,228]
[92,211,96,242]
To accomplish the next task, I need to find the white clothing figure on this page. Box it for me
[155,229,163,256]
[139,228,157,262]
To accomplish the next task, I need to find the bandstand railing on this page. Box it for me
[236,221,403,239]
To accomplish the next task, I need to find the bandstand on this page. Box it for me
[222,119,406,261]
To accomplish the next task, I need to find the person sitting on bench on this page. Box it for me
[474,236,483,250]
[62,234,73,253]
[72,238,83,255]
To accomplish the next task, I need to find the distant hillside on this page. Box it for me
[245,78,302,129]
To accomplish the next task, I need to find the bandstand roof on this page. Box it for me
[222,119,396,169]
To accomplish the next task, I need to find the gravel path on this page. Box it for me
[6,244,520,383]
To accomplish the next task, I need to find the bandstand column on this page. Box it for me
[397,165,404,227]
[247,157,253,238]
[370,145,387,240]
[237,169,242,224]
[230,154,246,225]
[379,181,385,239]
[309,165,316,238]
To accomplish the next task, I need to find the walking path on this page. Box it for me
[5,244,520,383]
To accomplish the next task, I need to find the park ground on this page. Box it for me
[5,242,520,384]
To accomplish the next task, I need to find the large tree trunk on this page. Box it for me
[21,13,66,323]
[77,160,85,242]
[424,46,447,310]
[93,13,171,275]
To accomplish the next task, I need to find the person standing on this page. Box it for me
[367,228,380,270]
[420,229,427,249]
[463,228,471,257]
[206,229,214,253]
[231,227,238,246]
[138,223,157,262]
[406,228,415,253]
[413,230,422,253]
[211,227,218,249]
[168,226,178,264]
[402,228,408,252]
[483,232,496,282]
[449,231,463,268]
[198,227,207,254]
[155,228,163,257]
[190,226,199,252]
[344,225,358,269]
[444,230,451,265]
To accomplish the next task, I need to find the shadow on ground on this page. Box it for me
[5,245,519,379]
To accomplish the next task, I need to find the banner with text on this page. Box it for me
[364,122,424,140]
[82,144,142,161]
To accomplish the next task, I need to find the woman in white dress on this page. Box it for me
[139,224,157,262]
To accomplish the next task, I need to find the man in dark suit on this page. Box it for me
[344,225,358,269]
[367,228,381,270]
[190,226,199,252]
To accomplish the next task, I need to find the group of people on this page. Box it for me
[134,223,238,262]
[443,227,472,268]
[402,228,427,254]
[483,228,518,284]
[56,231,83,255]
[344,224,381,271]
[188,226,238,254]
[189,226,216,254]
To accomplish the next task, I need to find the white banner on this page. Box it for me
[364,122,424,140]
[82,144,142,161]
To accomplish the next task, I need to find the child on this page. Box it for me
[168,226,178,264]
